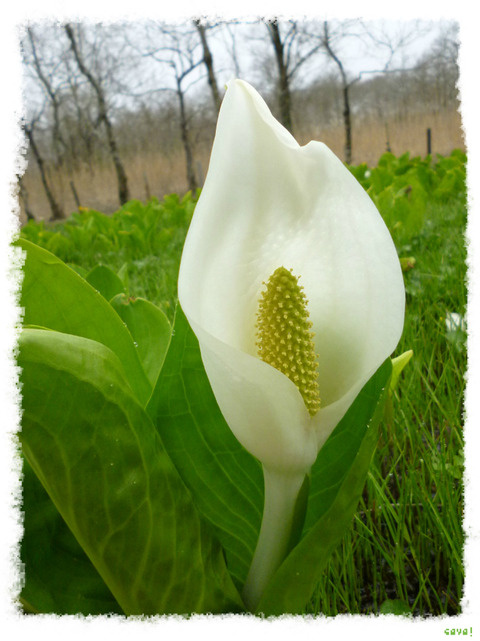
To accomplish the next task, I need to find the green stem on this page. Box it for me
[242,466,307,612]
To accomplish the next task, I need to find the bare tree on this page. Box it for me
[265,20,293,131]
[322,21,354,164]
[221,21,242,78]
[23,23,105,174]
[318,19,435,162]
[412,23,460,110]
[21,27,67,220]
[175,67,200,193]
[264,19,324,133]
[25,27,69,168]
[65,23,130,205]
[140,23,206,193]
[62,71,102,171]
[194,19,222,112]
[23,117,65,220]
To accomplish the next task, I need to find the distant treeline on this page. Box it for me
[20,19,460,220]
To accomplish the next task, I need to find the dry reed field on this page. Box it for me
[19,107,465,224]
[305,108,465,165]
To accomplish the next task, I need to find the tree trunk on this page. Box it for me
[24,125,64,220]
[323,22,353,164]
[177,81,198,193]
[342,84,352,164]
[18,175,35,221]
[195,21,222,112]
[267,21,293,133]
[101,111,130,204]
[65,24,130,205]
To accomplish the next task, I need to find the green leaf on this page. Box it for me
[384,350,413,424]
[390,350,413,392]
[66,263,89,278]
[147,305,264,590]
[17,238,151,407]
[19,328,243,615]
[85,264,125,301]
[21,458,122,615]
[255,359,392,615]
[117,262,130,287]
[110,294,172,389]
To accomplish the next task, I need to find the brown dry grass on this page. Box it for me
[20,107,464,224]
[21,151,197,224]
[301,108,465,166]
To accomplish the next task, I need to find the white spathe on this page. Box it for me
[178,79,405,477]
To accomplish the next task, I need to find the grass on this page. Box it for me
[18,155,467,617]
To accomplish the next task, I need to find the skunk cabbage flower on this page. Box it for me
[178,79,405,610]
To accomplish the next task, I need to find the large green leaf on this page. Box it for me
[256,359,392,615]
[147,306,264,590]
[21,459,122,615]
[17,238,151,407]
[110,294,172,389]
[19,328,243,615]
